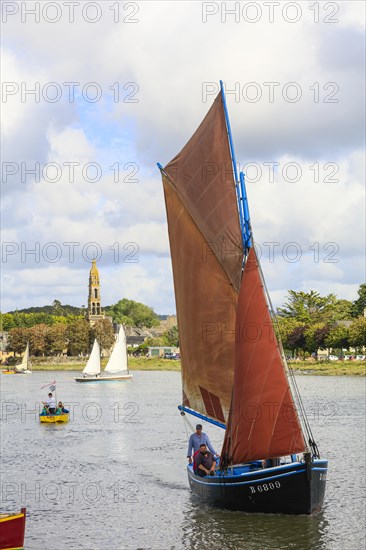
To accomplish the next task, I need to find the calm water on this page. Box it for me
[1,372,365,550]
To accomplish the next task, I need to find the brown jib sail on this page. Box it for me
[221,248,306,464]
[160,89,306,463]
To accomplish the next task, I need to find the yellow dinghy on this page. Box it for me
[39,413,69,423]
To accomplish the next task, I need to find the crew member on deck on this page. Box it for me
[187,424,217,464]
[195,443,217,477]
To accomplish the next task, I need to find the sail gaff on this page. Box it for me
[161,92,244,423]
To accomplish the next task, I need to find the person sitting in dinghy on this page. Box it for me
[56,401,69,414]
[40,406,48,416]
[195,443,217,477]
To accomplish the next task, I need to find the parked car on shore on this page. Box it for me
[355,355,366,361]
[328,355,339,361]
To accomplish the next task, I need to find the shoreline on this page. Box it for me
[5,358,365,375]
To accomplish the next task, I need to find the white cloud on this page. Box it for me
[1,1,365,313]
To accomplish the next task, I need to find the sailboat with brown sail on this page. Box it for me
[157,81,327,515]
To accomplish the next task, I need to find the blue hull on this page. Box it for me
[188,459,327,515]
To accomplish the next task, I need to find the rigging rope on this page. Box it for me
[180,410,195,441]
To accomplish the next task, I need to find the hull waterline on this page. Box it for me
[39,413,69,423]
[187,460,327,515]
[74,374,133,382]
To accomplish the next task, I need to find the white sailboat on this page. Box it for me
[74,339,101,382]
[102,326,133,380]
[75,328,132,382]
[15,342,32,374]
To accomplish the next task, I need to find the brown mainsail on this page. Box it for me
[161,92,243,423]
[221,248,306,464]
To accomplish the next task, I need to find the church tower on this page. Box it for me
[87,260,105,325]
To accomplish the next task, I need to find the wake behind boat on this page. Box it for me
[75,326,133,382]
[158,81,327,515]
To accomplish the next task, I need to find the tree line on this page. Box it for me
[6,319,115,357]
[1,298,160,332]
[276,285,366,357]
[1,286,365,358]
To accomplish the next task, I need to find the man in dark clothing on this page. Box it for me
[195,443,217,477]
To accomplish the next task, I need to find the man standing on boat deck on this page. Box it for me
[43,392,56,414]
[187,424,217,464]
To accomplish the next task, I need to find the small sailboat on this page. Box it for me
[74,327,133,382]
[102,325,133,381]
[0,507,26,549]
[14,342,32,374]
[158,81,327,515]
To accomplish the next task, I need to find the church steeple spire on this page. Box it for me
[87,259,105,325]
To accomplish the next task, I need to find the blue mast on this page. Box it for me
[219,80,251,253]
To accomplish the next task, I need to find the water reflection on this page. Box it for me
[181,502,330,550]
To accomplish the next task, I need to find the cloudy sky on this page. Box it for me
[1,1,365,314]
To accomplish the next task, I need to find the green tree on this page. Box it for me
[7,328,30,355]
[91,319,115,351]
[277,290,335,324]
[29,324,49,356]
[46,324,68,355]
[161,326,179,346]
[332,299,353,321]
[276,318,304,354]
[108,299,159,328]
[0,313,16,331]
[286,324,308,358]
[304,323,331,354]
[144,336,165,347]
[325,325,349,353]
[348,317,366,349]
[351,284,366,318]
[66,319,91,356]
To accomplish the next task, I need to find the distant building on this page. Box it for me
[148,346,180,357]
[158,315,177,331]
[86,260,105,326]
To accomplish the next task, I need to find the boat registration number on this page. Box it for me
[249,481,281,493]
